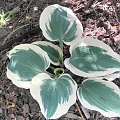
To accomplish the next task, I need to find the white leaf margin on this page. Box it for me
[7,44,50,89]
[32,41,63,65]
[39,4,83,45]
[64,37,120,77]
[30,73,77,119]
[103,71,120,81]
[7,68,32,89]
[77,78,120,117]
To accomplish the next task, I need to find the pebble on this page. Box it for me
[33,6,38,11]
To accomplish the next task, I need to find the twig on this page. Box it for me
[74,0,96,13]
[86,0,96,8]
[111,0,120,23]
[0,24,40,52]
[75,103,85,120]
[12,0,34,27]
[95,112,99,120]
[81,106,90,119]
[2,24,30,45]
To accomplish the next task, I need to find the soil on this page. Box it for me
[1,0,120,120]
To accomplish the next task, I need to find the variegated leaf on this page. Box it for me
[40,4,83,45]
[30,73,77,119]
[64,38,120,77]
[77,79,120,117]
[7,44,50,89]
[32,41,63,65]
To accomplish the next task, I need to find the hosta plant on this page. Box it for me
[6,4,120,119]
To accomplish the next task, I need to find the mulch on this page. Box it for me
[1,0,120,120]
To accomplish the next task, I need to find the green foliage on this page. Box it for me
[6,4,120,119]
[0,9,13,27]
[77,79,120,117]
[46,7,77,41]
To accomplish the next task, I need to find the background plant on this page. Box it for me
[0,8,17,28]
[6,4,120,119]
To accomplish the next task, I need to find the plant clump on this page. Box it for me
[6,4,120,119]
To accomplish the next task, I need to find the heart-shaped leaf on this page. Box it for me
[64,38,120,77]
[77,79,120,117]
[32,41,63,65]
[30,73,77,119]
[40,4,83,45]
[7,44,50,89]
